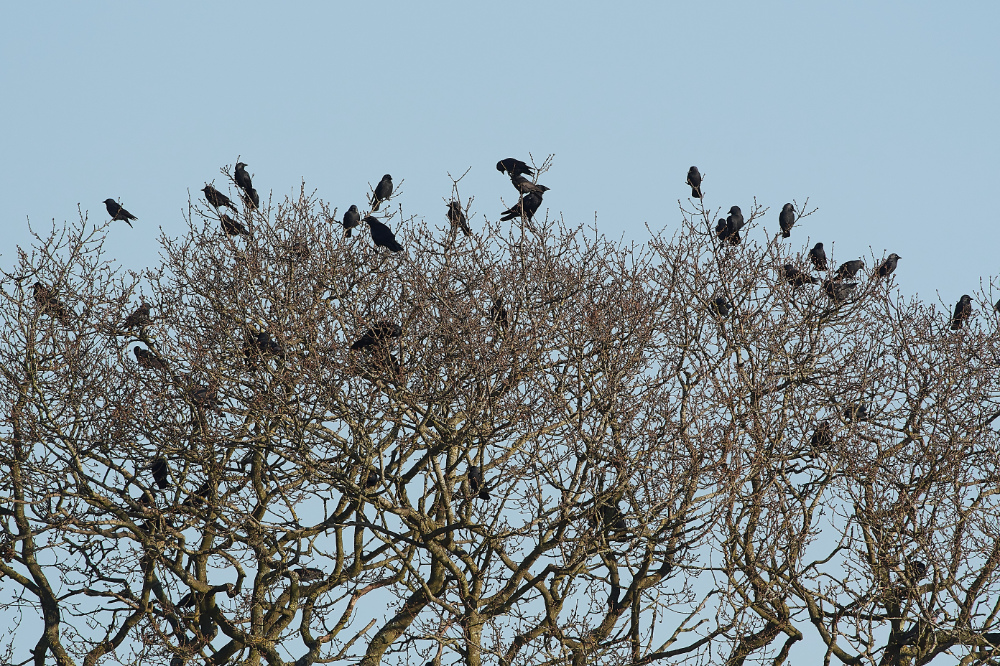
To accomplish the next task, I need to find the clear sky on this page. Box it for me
[1,3,997,659]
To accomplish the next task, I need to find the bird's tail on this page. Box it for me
[691,187,702,199]
[346,229,352,238]
[370,197,380,211]
[782,230,790,238]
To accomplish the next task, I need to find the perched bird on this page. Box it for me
[810,422,833,448]
[364,216,403,252]
[496,158,533,178]
[294,567,325,583]
[467,465,490,500]
[950,295,973,330]
[716,206,744,245]
[134,346,166,371]
[342,205,360,237]
[510,175,550,195]
[220,214,249,236]
[490,297,508,333]
[843,403,868,422]
[599,501,627,534]
[104,199,137,227]
[149,457,170,489]
[780,264,819,288]
[710,296,731,318]
[241,187,260,210]
[809,243,827,271]
[123,303,152,329]
[350,321,402,350]
[727,206,744,233]
[234,162,254,198]
[823,280,858,304]
[835,260,865,280]
[447,201,471,236]
[875,253,901,279]
[247,330,284,360]
[500,191,543,222]
[370,174,393,211]
[189,382,220,411]
[361,467,380,488]
[32,282,70,323]
[778,203,795,238]
[995,298,1000,314]
[905,559,928,581]
[203,185,237,211]
[288,241,311,259]
[686,166,703,199]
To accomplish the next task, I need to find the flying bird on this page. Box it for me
[202,185,237,211]
[496,158,533,178]
[364,216,403,252]
[500,191,543,222]
[778,203,795,238]
[133,346,166,371]
[32,282,70,323]
[370,174,393,211]
[103,199,137,227]
[835,260,864,280]
[220,214,249,236]
[342,205,360,237]
[123,303,152,329]
[875,253,901,279]
[510,175,550,195]
[350,321,402,350]
[950,295,972,330]
[809,243,827,270]
[467,465,490,500]
[686,167,703,199]
[447,201,471,236]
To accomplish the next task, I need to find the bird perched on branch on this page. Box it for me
[220,214,249,236]
[716,206,744,245]
[468,465,489,500]
[149,457,170,489]
[203,185,237,211]
[496,158,533,178]
[710,296,731,318]
[835,260,864,281]
[823,280,857,304]
[234,162,259,209]
[809,243,827,271]
[342,205,360,237]
[447,201,471,236]
[875,254,900,279]
[123,303,152,329]
[103,199,137,227]
[686,167,703,199]
[370,174,393,211]
[350,321,402,350]
[510,175,550,196]
[364,216,403,252]
[500,191,543,222]
[779,264,818,288]
[950,295,972,330]
[778,203,795,238]
[33,282,70,323]
[134,346,166,371]
[490,297,508,333]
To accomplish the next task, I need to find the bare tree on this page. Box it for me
[1,163,999,666]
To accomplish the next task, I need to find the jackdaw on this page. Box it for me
[809,242,827,271]
[149,457,170,489]
[350,321,402,350]
[32,282,70,323]
[823,280,858,304]
[202,185,237,211]
[835,260,864,280]
[710,296,731,318]
[104,199,137,227]
[686,166,703,199]
[468,465,489,500]
[124,303,152,329]
[778,203,795,238]
[496,158,533,178]
[134,346,166,371]
[342,205,360,237]
[950,295,973,330]
[447,201,472,236]
[875,253,901,279]
[780,264,819,288]
[370,174,393,211]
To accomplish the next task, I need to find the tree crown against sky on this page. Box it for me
[2,159,1000,666]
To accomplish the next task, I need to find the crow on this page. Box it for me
[149,457,170,489]
[686,166,703,199]
[500,191,543,222]
[124,303,152,329]
[823,280,858,304]
[189,382,220,411]
[599,501,627,534]
[203,185,237,211]
[835,260,864,280]
[104,199,137,227]
[134,347,166,371]
[778,203,795,238]
[288,241,311,259]
[995,298,1000,314]
[342,205,360,237]
[875,253,901,279]
[241,187,260,210]
[810,422,833,448]
[350,321,402,350]
[490,296,508,333]
[234,162,254,197]
[220,214,249,236]
[779,264,818,288]
[447,201,471,236]
[294,567,325,582]
[950,295,973,330]
[710,296,731,318]
[809,242,827,271]
[843,403,868,422]
[905,559,928,581]
[510,175,550,195]
[370,174,393,211]
[468,465,490,500]
[32,282,70,323]
[496,158,533,178]
[364,216,403,252]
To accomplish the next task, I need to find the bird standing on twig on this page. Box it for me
[104,199,137,227]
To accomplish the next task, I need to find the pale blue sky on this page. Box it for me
[2,3,998,312]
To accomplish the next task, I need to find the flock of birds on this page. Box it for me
[685,166,983,330]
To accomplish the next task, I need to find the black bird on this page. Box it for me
[876,253,901,279]
[234,162,254,197]
[149,457,170,489]
[715,218,738,245]
[710,296,731,318]
[490,297,508,333]
[843,403,868,422]
[686,166,703,199]
[778,203,795,238]
[715,206,744,245]
[246,329,284,360]
[467,465,489,500]
[104,199,137,227]
[496,158,533,178]
[823,280,858,304]
[510,175,550,195]
[294,567,325,583]
[342,205,360,237]
[995,298,1000,314]
[727,206,744,233]
[134,346,166,371]
[203,185,237,211]
[599,501,627,534]
[361,467,380,488]
[241,187,260,210]
[124,303,152,329]
[500,191,543,222]
[350,321,402,350]
[189,382,220,411]
[835,260,865,280]
[780,264,819,288]
[809,243,827,271]
[370,174,393,211]
[288,241,311,259]
[364,216,403,252]
[810,422,833,448]
[220,214,249,236]
[447,201,471,236]
[950,295,973,330]
[32,282,70,323]
[905,559,928,581]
